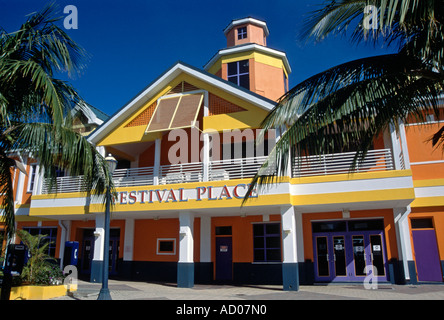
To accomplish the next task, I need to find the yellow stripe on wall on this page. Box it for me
[410,196,444,208]
[290,170,412,185]
[29,206,90,216]
[413,178,444,188]
[291,188,415,206]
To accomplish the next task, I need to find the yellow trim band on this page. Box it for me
[413,178,444,188]
[290,170,412,185]
[410,196,444,208]
[291,188,415,206]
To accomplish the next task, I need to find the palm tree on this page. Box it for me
[0,5,113,238]
[16,229,58,285]
[244,0,443,201]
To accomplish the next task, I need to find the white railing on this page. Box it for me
[292,149,394,177]
[40,149,395,194]
[209,156,269,181]
[41,175,85,194]
[113,166,154,187]
[159,162,203,184]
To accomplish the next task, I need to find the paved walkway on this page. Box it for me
[52,279,444,300]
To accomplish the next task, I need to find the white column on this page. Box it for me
[202,91,210,182]
[389,123,403,170]
[153,138,161,185]
[281,206,297,263]
[393,206,415,282]
[179,211,194,263]
[398,119,411,169]
[178,211,195,287]
[200,216,211,262]
[93,213,105,262]
[295,210,305,263]
[202,133,210,182]
[123,219,135,262]
[15,166,26,206]
[90,213,106,282]
[281,205,300,290]
[58,220,71,269]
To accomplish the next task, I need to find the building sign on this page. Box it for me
[116,183,258,205]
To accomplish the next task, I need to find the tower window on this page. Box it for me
[227,60,250,90]
[237,26,247,40]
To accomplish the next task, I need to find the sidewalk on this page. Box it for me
[51,279,444,300]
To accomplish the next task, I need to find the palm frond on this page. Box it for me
[0,4,109,236]
[15,122,114,201]
[244,52,442,203]
[0,3,88,129]
[302,0,443,66]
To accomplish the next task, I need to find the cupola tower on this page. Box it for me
[204,17,291,101]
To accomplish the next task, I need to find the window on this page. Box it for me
[215,226,232,235]
[253,223,281,262]
[227,60,250,90]
[411,218,434,229]
[22,227,58,257]
[27,164,37,193]
[312,221,347,233]
[157,238,176,255]
[237,27,247,40]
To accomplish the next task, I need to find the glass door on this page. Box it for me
[81,237,94,274]
[352,235,367,277]
[315,236,330,279]
[108,237,120,276]
[369,234,386,279]
[333,236,347,277]
[314,235,348,282]
[347,232,388,281]
[313,231,388,282]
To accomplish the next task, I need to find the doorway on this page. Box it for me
[313,220,388,282]
[80,228,120,276]
[411,218,443,282]
[215,226,233,281]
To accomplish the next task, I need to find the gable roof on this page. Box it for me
[88,61,276,145]
[72,101,109,125]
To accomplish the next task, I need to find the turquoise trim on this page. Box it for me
[177,262,194,288]
[90,260,103,283]
[282,263,299,291]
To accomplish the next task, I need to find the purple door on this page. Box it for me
[313,231,388,282]
[412,229,443,282]
[216,237,232,281]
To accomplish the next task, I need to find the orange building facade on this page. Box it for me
[3,18,444,290]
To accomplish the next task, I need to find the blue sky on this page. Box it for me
[0,0,396,116]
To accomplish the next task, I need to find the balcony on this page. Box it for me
[292,149,395,177]
[41,149,396,194]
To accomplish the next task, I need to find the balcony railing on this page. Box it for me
[292,149,394,177]
[159,162,203,184]
[209,156,268,181]
[41,149,395,194]
[41,175,85,194]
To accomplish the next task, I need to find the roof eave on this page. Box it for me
[203,43,292,75]
[87,62,276,145]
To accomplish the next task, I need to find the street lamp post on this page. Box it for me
[98,154,117,300]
